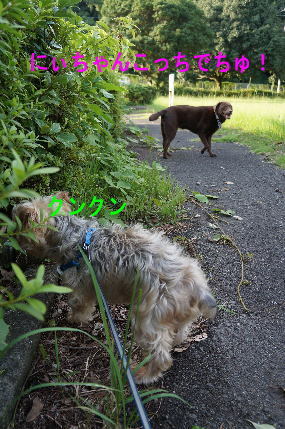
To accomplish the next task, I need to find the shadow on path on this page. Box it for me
[128,112,285,429]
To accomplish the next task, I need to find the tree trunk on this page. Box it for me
[214,76,223,90]
[277,79,281,94]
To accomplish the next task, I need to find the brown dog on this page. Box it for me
[149,102,233,158]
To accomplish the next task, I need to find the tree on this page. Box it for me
[195,0,285,88]
[129,0,213,86]
[74,1,103,24]
[101,0,133,24]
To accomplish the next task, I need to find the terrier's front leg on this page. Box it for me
[173,323,192,346]
[68,286,97,325]
[133,326,174,385]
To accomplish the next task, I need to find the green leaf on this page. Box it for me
[14,215,22,230]
[19,231,38,242]
[56,132,78,145]
[153,198,162,206]
[0,314,9,351]
[50,123,61,134]
[40,285,72,294]
[6,189,39,198]
[117,180,131,189]
[11,149,24,170]
[104,176,116,187]
[8,237,22,252]
[212,234,222,242]
[77,406,115,425]
[58,0,81,7]
[193,192,209,204]
[0,213,14,226]
[142,392,190,406]
[35,265,45,284]
[11,263,27,286]
[205,194,219,199]
[13,303,44,321]
[152,161,165,171]
[100,89,114,99]
[212,208,235,216]
[27,167,59,177]
[88,104,104,115]
[97,82,124,92]
[26,298,46,314]
[248,422,276,429]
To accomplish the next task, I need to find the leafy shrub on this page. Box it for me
[0,150,71,350]
[171,84,285,98]
[126,84,157,104]
[0,0,184,222]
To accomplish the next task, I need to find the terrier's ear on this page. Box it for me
[56,191,70,203]
[15,206,40,228]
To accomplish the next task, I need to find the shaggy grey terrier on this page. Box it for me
[13,193,217,384]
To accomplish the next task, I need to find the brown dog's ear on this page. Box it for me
[56,191,70,203]
[215,102,222,113]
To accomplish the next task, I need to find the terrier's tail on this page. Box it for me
[149,110,167,121]
[198,293,217,320]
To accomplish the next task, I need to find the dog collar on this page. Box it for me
[57,227,97,275]
[213,106,222,129]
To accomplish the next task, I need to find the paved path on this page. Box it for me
[129,113,285,429]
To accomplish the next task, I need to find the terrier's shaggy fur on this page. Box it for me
[13,193,217,384]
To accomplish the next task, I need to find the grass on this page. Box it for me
[8,257,191,428]
[150,96,285,167]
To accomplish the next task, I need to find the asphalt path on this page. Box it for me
[128,112,285,429]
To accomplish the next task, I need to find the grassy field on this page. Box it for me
[150,96,285,167]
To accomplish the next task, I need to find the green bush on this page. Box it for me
[126,84,157,104]
[0,0,184,222]
[172,84,285,98]
[0,150,72,350]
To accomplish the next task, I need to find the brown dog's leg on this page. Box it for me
[199,133,209,155]
[162,121,177,159]
[199,134,216,157]
[207,135,216,157]
[161,122,168,159]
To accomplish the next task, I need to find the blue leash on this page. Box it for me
[57,227,97,274]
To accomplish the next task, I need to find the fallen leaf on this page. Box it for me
[211,234,223,242]
[212,208,235,217]
[193,193,209,204]
[192,333,208,342]
[208,223,219,229]
[26,397,44,422]
[205,194,219,199]
[174,346,188,353]
[248,421,276,429]
[174,333,208,352]
[233,215,243,221]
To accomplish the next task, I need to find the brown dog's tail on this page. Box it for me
[149,110,167,121]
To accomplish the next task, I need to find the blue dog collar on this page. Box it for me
[57,227,96,275]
